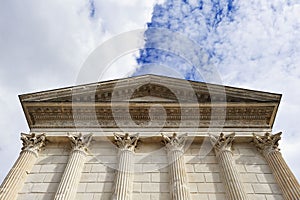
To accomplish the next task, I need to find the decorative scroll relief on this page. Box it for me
[161,133,187,152]
[114,133,139,151]
[20,133,46,155]
[253,132,282,156]
[209,133,235,155]
[68,133,93,153]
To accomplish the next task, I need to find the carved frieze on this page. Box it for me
[20,75,281,129]
[26,104,276,129]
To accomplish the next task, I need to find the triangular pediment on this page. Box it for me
[19,75,281,130]
[19,74,281,104]
[129,96,176,102]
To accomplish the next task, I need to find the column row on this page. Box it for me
[0,132,299,200]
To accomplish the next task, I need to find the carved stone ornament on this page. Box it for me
[209,133,235,154]
[68,133,93,152]
[161,133,187,152]
[20,133,46,153]
[113,133,139,151]
[253,132,282,155]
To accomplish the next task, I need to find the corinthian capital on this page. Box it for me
[253,132,282,155]
[21,133,46,154]
[114,133,139,151]
[161,133,187,152]
[68,133,93,152]
[209,133,235,154]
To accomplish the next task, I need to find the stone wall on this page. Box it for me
[16,138,284,200]
[234,143,283,200]
[17,142,69,200]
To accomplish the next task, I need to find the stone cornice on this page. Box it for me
[21,102,278,129]
[19,75,281,103]
[19,75,281,130]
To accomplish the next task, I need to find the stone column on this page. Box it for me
[0,133,46,200]
[54,133,92,200]
[210,133,248,200]
[162,133,191,200]
[112,133,139,200]
[253,132,300,200]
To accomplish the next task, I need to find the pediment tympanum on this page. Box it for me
[19,75,281,130]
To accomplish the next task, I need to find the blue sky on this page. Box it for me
[0,0,300,183]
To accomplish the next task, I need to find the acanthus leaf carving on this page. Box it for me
[161,133,187,152]
[68,133,93,152]
[209,133,235,155]
[20,133,46,154]
[253,132,282,155]
[113,133,139,152]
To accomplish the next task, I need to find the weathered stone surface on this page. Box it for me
[162,133,191,200]
[3,75,298,200]
[0,133,46,200]
[112,133,139,200]
[210,133,248,200]
[253,133,300,200]
[19,75,281,129]
[54,133,92,200]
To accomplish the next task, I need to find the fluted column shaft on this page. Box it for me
[112,133,139,200]
[162,133,191,200]
[253,132,300,200]
[54,149,87,200]
[265,150,300,200]
[168,149,191,200]
[112,149,134,200]
[0,150,37,200]
[54,133,92,200]
[217,150,248,200]
[0,133,45,200]
[210,133,248,200]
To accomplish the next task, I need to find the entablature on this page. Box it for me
[19,75,281,131]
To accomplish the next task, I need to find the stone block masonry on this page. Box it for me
[4,133,298,200]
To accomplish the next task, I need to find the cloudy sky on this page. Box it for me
[0,0,300,183]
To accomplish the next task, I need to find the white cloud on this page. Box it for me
[90,0,157,35]
[0,0,299,186]
[217,0,300,180]
[135,0,300,180]
[0,0,155,182]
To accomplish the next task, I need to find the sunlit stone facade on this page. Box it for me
[1,75,299,200]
